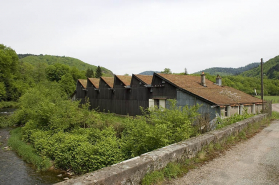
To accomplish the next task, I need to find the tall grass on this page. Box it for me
[256,96,279,103]
[8,128,52,171]
[0,101,19,109]
[0,116,13,128]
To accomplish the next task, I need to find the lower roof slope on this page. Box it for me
[78,79,87,89]
[134,75,153,85]
[116,75,132,86]
[100,77,114,88]
[88,78,100,88]
[156,73,263,106]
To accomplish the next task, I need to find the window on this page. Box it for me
[154,99,159,107]
[149,99,166,108]
[225,106,228,117]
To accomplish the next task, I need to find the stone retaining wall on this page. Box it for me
[56,114,267,185]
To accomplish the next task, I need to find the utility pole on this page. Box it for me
[261,58,264,111]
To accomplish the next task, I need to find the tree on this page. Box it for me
[95,66,103,78]
[46,63,70,82]
[86,68,94,78]
[60,73,76,95]
[161,68,172,74]
[70,67,86,82]
[184,68,188,75]
[0,44,20,100]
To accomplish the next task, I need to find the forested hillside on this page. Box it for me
[18,54,113,76]
[195,63,260,76]
[204,74,279,96]
[241,55,279,79]
[0,44,111,101]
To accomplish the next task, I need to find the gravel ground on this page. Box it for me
[167,105,279,185]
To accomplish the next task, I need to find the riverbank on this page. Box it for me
[0,128,67,185]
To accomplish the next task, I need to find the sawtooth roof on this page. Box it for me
[134,74,153,85]
[88,78,100,88]
[156,73,263,106]
[78,79,87,89]
[116,75,132,86]
[101,77,114,88]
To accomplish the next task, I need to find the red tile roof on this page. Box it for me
[78,79,87,89]
[88,78,100,88]
[156,73,262,106]
[116,75,132,86]
[101,77,114,88]
[134,75,153,85]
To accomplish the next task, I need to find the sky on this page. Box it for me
[1,0,279,75]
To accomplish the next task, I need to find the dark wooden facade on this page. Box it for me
[151,73,177,100]
[87,78,100,110]
[98,77,114,112]
[76,79,87,104]
[129,75,153,115]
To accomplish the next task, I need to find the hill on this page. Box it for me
[18,54,113,76]
[241,55,279,79]
[139,71,160,75]
[194,63,260,76]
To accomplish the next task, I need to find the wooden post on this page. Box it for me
[261,58,264,111]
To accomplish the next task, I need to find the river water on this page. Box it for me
[0,109,68,185]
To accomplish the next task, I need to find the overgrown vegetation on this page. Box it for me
[6,83,201,174]
[8,127,52,170]
[0,101,19,109]
[216,110,253,129]
[142,117,272,185]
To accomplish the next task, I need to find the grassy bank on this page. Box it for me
[8,127,52,171]
[0,101,19,109]
[0,116,13,128]
[141,113,278,185]
[256,96,279,103]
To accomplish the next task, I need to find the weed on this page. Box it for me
[163,162,181,179]
[141,171,164,185]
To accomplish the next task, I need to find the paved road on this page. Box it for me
[167,105,279,185]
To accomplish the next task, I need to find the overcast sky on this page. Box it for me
[1,0,279,75]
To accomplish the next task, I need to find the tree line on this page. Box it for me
[0,44,104,101]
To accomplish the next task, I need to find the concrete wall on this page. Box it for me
[56,114,267,185]
[230,106,239,115]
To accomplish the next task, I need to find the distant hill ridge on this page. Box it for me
[18,54,113,76]
[194,63,260,76]
[139,71,160,75]
[240,55,279,79]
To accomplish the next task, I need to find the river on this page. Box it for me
[0,109,68,185]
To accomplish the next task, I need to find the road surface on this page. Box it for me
[167,104,279,185]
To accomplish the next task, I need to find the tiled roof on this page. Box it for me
[101,77,114,88]
[116,75,132,86]
[134,75,153,85]
[78,79,87,89]
[156,73,262,106]
[88,78,100,88]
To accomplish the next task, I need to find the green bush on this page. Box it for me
[216,110,253,129]
[121,100,200,158]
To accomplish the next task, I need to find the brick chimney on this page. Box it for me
[201,72,206,87]
[216,74,222,86]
